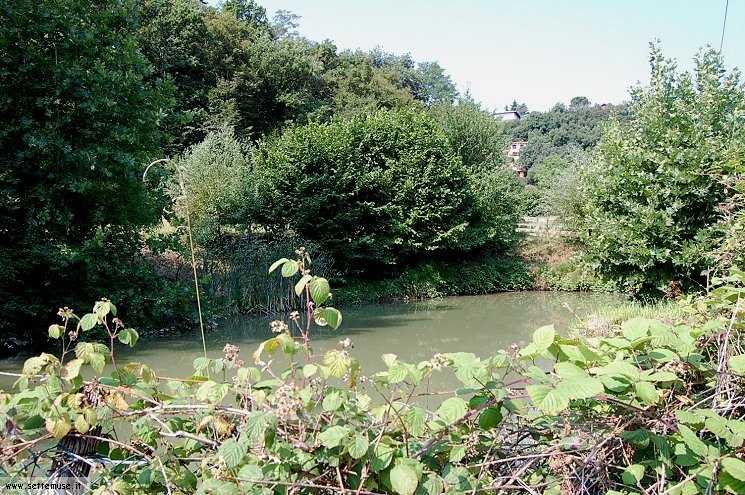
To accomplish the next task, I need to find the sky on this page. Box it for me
[244,0,744,112]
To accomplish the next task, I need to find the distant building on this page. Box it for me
[507,140,528,160]
[505,139,528,179]
[495,111,522,121]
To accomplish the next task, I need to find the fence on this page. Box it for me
[517,216,572,237]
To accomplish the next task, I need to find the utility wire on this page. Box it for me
[720,0,729,52]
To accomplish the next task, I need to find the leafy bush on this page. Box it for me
[429,98,509,170]
[252,108,518,275]
[463,167,526,250]
[4,258,745,495]
[580,46,745,296]
[335,256,534,305]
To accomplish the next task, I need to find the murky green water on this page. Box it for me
[0,292,621,387]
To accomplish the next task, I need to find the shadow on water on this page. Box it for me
[0,291,623,387]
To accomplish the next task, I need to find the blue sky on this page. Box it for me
[235,1,744,111]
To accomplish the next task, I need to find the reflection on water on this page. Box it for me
[0,291,621,386]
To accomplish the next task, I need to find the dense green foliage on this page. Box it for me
[172,127,251,244]
[429,98,509,170]
[0,0,175,351]
[251,109,522,275]
[335,256,533,306]
[510,99,621,170]
[137,0,458,149]
[0,0,493,350]
[3,258,745,494]
[579,47,745,296]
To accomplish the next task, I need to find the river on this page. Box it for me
[0,291,621,387]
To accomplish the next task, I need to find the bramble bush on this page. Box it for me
[2,252,745,494]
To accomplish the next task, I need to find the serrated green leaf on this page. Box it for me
[309,277,331,305]
[48,324,63,339]
[554,362,587,379]
[302,364,317,378]
[404,407,426,436]
[89,353,105,374]
[294,274,312,296]
[436,397,468,425]
[622,464,645,485]
[322,390,343,411]
[281,259,299,277]
[318,425,349,448]
[348,433,369,459]
[324,307,342,330]
[532,324,556,350]
[558,376,604,399]
[323,350,351,378]
[46,417,71,439]
[634,381,660,405]
[218,437,248,469]
[268,258,289,273]
[678,424,708,457]
[527,384,569,415]
[722,457,745,481]
[621,318,652,341]
[478,406,503,429]
[79,313,97,332]
[61,358,83,381]
[117,328,139,347]
[390,463,418,495]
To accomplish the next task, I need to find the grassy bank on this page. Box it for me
[520,236,617,292]
[334,256,534,306]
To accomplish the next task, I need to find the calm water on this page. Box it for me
[0,292,621,387]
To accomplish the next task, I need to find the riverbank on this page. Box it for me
[334,237,617,307]
[334,256,534,306]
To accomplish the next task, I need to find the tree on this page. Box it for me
[271,9,301,38]
[172,127,251,244]
[505,100,529,114]
[569,96,590,109]
[320,49,418,118]
[221,0,269,26]
[205,30,328,138]
[581,45,745,295]
[0,0,172,347]
[509,100,618,168]
[138,0,216,150]
[429,98,509,170]
[251,109,501,274]
[414,61,458,105]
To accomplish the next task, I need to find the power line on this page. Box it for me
[720,0,729,52]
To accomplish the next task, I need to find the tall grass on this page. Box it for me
[576,299,685,337]
[201,234,335,316]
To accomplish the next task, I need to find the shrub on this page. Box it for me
[581,46,745,295]
[462,167,526,251]
[252,108,516,275]
[171,127,251,244]
[334,256,534,305]
[429,98,509,170]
